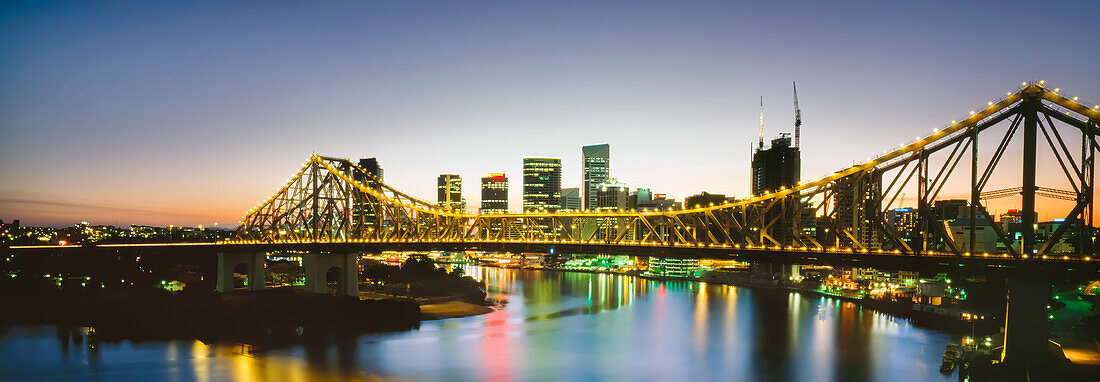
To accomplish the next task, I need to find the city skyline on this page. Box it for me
[2,1,1098,227]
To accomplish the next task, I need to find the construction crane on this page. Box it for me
[793,81,802,148]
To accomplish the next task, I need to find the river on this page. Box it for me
[0,265,956,381]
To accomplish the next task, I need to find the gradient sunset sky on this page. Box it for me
[2,1,1098,228]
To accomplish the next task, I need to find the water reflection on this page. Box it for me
[0,266,954,381]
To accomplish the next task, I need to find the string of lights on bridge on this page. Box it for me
[232,82,1099,261]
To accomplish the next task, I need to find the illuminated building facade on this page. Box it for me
[834,171,882,249]
[480,173,508,213]
[437,174,465,211]
[886,207,919,245]
[350,157,383,231]
[522,157,562,211]
[645,257,699,279]
[582,144,610,211]
[596,179,629,240]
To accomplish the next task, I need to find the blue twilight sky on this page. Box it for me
[1,1,1098,227]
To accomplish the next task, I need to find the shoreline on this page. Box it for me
[457,261,982,331]
[419,301,495,320]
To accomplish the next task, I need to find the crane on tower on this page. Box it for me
[793,81,802,148]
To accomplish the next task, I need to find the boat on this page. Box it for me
[940,360,956,373]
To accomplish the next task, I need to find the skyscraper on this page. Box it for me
[595,179,629,240]
[350,157,383,233]
[834,171,882,249]
[582,144,610,211]
[751,135,800,196]
[750,134,801,245]
[522,158,562,211]
[480,173,508,213]
[437,174,465,211]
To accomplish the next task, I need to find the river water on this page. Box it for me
[0,266,956,381]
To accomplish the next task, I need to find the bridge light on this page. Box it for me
[1054,88,1059,92]
[969,111,975,115]
[1023,82,1028,86]
[987,102,992,106]
[951,120,956,124]
[1039,80,1044,85]
[1022,254,1028,259]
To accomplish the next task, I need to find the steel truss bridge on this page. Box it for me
[234,83,1100,262]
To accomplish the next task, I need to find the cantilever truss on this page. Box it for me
[237,83,1100,258]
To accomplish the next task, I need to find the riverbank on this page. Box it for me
[0,281,421,349]
[419,301,495,320]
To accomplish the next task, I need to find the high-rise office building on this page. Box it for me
[480,173,508,213]
[561,188,581,211]
[834,172,882,249]
[522,158,562,211]
[583,144,610,211]
[437,174,465,211]
[596,179,629,211]
[887,208,919,245]
[751,135,800,196]
[349,157,383,232]
[596,179,629,240]
[751,135,801,245]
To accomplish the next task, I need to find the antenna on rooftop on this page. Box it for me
[759,96,765,149]
[793,81,802,148]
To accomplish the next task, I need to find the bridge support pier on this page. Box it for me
[302,253,359,297]
[1001,271,1052,375]
[216,252,266,292]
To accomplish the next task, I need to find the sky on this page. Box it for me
[1,1,1098,228]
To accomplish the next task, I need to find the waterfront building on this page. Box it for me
[645,257,700,279]
[582,144,610,211]
[561,187,581,211]
[437,174,465,211]
[480,173,508,213]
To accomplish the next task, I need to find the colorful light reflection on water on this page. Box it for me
[0,266,954,381]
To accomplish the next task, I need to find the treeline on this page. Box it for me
[361,257,487,301]
[0,277,420,348]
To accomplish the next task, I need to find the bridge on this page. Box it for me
[6,82,1100,375]
[230,83,1099,259]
